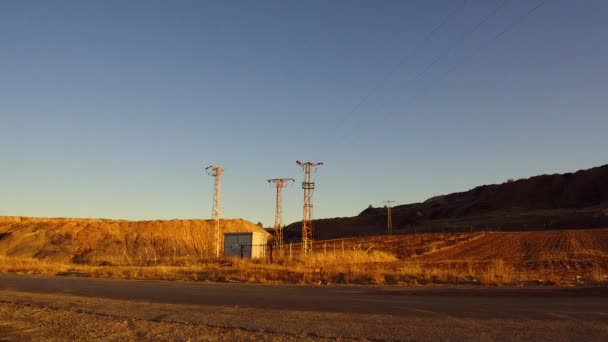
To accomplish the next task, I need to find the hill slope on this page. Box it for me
[419,229,608,263]
[0,217,269,264]
[285,164,608,240]
[287,229,608,263]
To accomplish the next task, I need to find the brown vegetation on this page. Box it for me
[1,219,606,286]
[0,216,270,264]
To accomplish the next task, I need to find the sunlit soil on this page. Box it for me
[1,229,607,286]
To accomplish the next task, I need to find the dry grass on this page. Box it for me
[2,226,608,286]
[0,216,269,264]
[475,260,516,285]
[288,232,485,259]
[2,252,606,286]
[0,256,73,275]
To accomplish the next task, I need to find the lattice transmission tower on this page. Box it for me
[383,200,395,235]
[267,178,294,247]
[205,165,224,258]
[296,161,323,255]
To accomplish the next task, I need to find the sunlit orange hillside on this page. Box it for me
[0,217,269,265]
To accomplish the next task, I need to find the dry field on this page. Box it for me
[281,229,608,285]
[1,216,607,286]
[421,230,608,262]
[300,231,485,259]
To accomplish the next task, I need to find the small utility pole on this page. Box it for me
[267,178,295,247]
[296,161,323,255]
[206,165,224,258]
[383,200,395,235]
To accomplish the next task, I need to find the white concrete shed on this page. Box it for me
[223,232,268,259]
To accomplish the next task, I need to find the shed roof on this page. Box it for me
[223,231,267,236]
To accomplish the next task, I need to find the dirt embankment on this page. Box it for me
[0,217,269,265]
[285,164,608,240]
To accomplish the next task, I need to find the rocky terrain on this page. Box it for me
[285,164,608,240]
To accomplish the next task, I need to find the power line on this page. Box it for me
[329,0,510,152]
[330,0,468,134]
[368,0,550,130]
[492,0,549,41]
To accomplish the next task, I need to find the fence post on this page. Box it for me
[341,241,344,256]
[240,245,244,259]
[269,244,273,263]
[289,243,292,260]
[324,242,327,254]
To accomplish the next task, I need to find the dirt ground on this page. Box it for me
[0,295,333,342]
[1,286,608,342]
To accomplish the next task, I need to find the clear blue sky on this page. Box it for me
[1,0,607,226]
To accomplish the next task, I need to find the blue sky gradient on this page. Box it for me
[1,0,607,226]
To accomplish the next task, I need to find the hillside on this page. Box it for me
[419,229,608,264]
[285,164,608,240]
[283,229,608,284]
[0,217,269,265]
[287,229,608,264]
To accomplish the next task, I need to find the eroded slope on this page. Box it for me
[0,216,269,264]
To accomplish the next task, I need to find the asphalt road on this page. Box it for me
[1,274,608,340]
[1,274,607,319]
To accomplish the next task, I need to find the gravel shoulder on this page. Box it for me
[1,288,608,341]
[0,291,334,341]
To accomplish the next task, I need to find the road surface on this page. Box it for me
[1,274,607,341]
